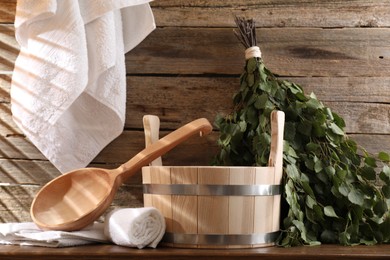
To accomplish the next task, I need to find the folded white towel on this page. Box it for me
[104,207,166,249]
[11,0,156,173]
[0,222,108,247]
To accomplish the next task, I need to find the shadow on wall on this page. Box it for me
[0,64,62,222]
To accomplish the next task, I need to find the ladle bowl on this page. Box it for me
[31,118,212,231]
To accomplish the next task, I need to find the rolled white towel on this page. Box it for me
[104,207,166,249]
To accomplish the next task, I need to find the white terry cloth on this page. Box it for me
[11,0,156,173]
[104,207,166,249]
[0,222,109,247]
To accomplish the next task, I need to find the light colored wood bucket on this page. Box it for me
[142,111,285,248]
[143,166,282,248]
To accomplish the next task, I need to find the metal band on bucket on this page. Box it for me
[163,231,279,245]
[143,184,281,196]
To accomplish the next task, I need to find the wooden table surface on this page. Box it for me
[0,244,389,260]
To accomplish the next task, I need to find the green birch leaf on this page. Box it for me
[324,205,339,218]
[336,169,347,182]
[246,106,258,125]
[361,166,377,180]
[254,93,268,109]
[305,206,318,224]
[360,238,378,246]
[306,97,323,110]
[295,92,308,102]
[313,204,325,221]
[329,122,345,136]
[325,107,334,120]
[312,122,326,137]
[275,88,286,101]
[259,63,267,82]
[331,185,341,197]
[302,181,315,198]
[259,82,272,92]
[314,159,323,173]
[364,156,377,168]
[373,200,388,215]
[306,195,317,209]
[247,73,255,87]
[383,165,390,175]
[238,121,247,132]
[292,220,308,243]
[286,164,301,180]
[378,151,390,162]
[306,142,320,153]
[246,58,257,73]
[286,145,299,158]
[247,93,258,106]
[332,112,346,128]
[348,189,364,205]
[288,82,303,94]
[304,157,315,171]
[265,100,275,112]
[258,114,268,129]
[382,185,390,199]
[325,166,336,176]
[380,165,390,185]
[339,231,350,245]
[370,215,385,225]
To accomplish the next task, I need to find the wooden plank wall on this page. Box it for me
[1,0,390,222]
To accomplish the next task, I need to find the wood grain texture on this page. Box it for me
[0,2,15,24]
[3,25,390,77]
[254,167,276,234]
[2,0,390,28]
[0,24,17,71]
[3,75,389,104]
[228,167,255,234]
[1,244,390,260]
[171,167,198,234]
[1,132,388,187]
[0,74,11,102]
[151,1,390,28]
[125,76,390,133]
[150,167,173,232]
[197,167,229,235]
[125,27,390,77]
[2,76,389,135]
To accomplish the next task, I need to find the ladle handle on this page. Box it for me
[115,118,212,182]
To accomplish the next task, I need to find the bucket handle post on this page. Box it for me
[143,115,163,166]
[268,110,285,182]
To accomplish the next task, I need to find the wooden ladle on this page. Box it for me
[30,118,212,231]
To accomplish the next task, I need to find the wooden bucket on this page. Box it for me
[142,111,285,248]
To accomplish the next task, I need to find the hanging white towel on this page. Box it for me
[104,207,166,249]
[0,222,108,247]
[11,0,156,173]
